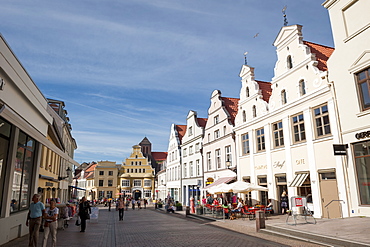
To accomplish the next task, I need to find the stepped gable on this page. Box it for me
[197,118,208,128]
[221,97,239,125]
[152,152,167,161]
[303,40,334,71]
[175,125,187,142]
[84,163,98,179]
[256,80,272,102]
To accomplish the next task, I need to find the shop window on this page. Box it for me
[292,113,306,143]
[11,131,36,213]
[355,67,370,111]
[144,190,151,198]
[241,133,250,155]
[272,121,284,148]
[313,104,331,138]
[353,140,370,205]
[1,117,11,213]
[258,176,268,205]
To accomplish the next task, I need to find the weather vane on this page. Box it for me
[244,52,248,65]
[282,5,288,26]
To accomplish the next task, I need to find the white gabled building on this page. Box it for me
[166,124,186,203]
[181,110,207,206]
[235,24,348,218]
[202,90,239,195]
[323,0,370,217]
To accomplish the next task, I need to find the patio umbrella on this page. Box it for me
[227,181,268,193]
[208,183,232,194]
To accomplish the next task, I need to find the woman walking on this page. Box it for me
[117,197,125,221]
[78,197,91,232]
[42,199,59,247]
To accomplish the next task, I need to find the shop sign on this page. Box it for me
[45,182,53,187]
[255,164,267,170]
[333,144,348,156]
[295,159,305,165]
[355,130,370,140]
[273,161,285,169]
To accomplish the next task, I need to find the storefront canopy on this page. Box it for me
[202,176,235,190]
[289,173,309,187]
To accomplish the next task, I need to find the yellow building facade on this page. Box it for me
[94,161,120,200]
[119,145,155,200]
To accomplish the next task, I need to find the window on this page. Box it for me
[246,87,250,97]
[99,171,104,176]
[133,180,142,187]
[299,80,306,96]
[99,180,104,186]
[189,161,193,177]
[314,104,331,137]
[215,149,221,168]
[223,126,226,136]
[356,67,370,110]
[273,121,284,148]
[11,131,36,213]
[108,171,113,176]
[243,110,246,122]
[354,140,370,205]
[106,191,113,198]
[189,146,193,155]
[287,55,293,69]
[188,126,193,136]
[196,160,200,176]
[214,130,220,139]
[292,113,306,143]
[195,143,200,153]
[214,115,219,125]
[144,180,151,187]
[122,180,130,187]
[139,161,142,165]
[183,163,187,178]
[256,128,265,151]
[208,133,211,142]
[281,90,287,104]
[207,152,211,170]
[241,133,250,155]
[108,180,113,186]
[131,161,133,165]
[98,191,105,199]
[0,118,11,213]
[183,148,187,157]
[142,168,145,173]
[225,145,232,165]
[252,105,257,118]
[144,190,151,198]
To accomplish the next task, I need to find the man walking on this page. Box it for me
[26,194,45,247]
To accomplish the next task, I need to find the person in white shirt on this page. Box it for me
[42,199,59,247]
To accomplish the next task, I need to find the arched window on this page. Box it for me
[287,55,293,69]
[299,80,306,96]
[242,110,246,122]
[252,105,257,118]
[246,87,250,97]
[281,90,287,104]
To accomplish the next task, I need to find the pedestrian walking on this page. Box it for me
[137,199,141,209]
[42,199,59,247]
[281,191,289,214]
[131,199,135,210]
[125,199,129,210]
[117,197,125,221]
[26,194,45,247]
[144,199,147,209]
[108,200,112,211]
[78,197,91,232]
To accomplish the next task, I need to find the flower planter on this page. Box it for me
[157,204,163,208]
[196,208,203,215]
[176,206,183,211]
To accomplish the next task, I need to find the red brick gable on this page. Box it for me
[197,118,208,128]
[256,80,272,103]
[152,152,168,161]
[176,124,187,142]
[221,97,239,125]
[303,41,334,71]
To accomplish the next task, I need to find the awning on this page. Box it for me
[39,174,59,182]
[289,173,309,187]
[68,185,86,191]
[203,176,235,190]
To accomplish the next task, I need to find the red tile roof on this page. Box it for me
[221,97,239,125]
[152,152,168,161]
[197,118,208,128]
[303,41,334,71]
[176,125,187,143]
[256,80,272,102]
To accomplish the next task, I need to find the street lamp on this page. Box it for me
[226,159,237,174]
[58,167,72,180]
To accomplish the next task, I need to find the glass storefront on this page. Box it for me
[0,117,11,214]
[354,140,370,205]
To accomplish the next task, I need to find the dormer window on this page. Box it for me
[246,87,250,97]
[299,80,306,96]
[287,55,293,69]
[281,90,287,104]
[252,105,257,118]
[242,110,246,122]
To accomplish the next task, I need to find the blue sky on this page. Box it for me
[1,0,333,164]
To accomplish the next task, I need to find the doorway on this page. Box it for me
[133,190,142,200]
[319,171,341,218]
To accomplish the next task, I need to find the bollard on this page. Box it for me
[255,210,265,232]
[185,206,190,216]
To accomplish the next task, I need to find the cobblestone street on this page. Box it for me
[2,206,312,247]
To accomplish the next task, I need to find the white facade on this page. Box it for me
[180,111,206,205]
[234,24,347,218]
[323,0,370,217]
[203,90,238,192]
[165,124,185,202]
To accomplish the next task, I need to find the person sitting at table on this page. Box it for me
[167,204,175,213]
[232,198,243,213]
[222,201,230,219]
[266,199,274,214]
[212,198,219,206]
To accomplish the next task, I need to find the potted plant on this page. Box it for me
[157,201,163,208]
[196,205,203,215]
[175,202,183,211]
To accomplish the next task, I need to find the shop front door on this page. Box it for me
[319,171,341,218]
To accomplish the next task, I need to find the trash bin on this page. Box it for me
[255,210,265,232]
